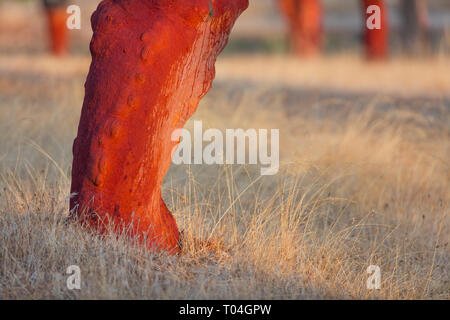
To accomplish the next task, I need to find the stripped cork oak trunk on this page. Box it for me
[70,0,249,253]
[279,0,322,56]
[43,0,69,55]
[363,0,389,60]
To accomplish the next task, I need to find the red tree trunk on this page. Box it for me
[279,0,323,56]
[362,0,389,60]
[46,7,68,56]
[70,0,248,253]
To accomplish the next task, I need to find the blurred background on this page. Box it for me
[1,0,449,97]
[0,0,449,55]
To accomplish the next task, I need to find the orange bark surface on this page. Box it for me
[70,0,248,253]
[279,0,322,56]
[46,7,68,55]
[363,0,389,60]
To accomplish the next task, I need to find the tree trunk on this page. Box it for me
[70,0,248,253]
[400,0,430,55]
[43,0,68,56]
[362,0,389,60]
[279,0,323,56]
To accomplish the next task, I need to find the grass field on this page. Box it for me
[0,51,448,299]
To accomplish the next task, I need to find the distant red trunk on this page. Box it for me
[70,0,248,253]
[279,0,323,56]
[362,0,389,60]
[46,8,68,56]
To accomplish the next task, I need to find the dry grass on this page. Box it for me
[0,53,449,299]
[216,54,450,97]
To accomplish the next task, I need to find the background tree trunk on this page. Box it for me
[42,0,68,56]
[362,0,389,60]
[279,0,323,56]
[401,0,430,55]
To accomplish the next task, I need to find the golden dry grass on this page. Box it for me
[0,53,449,299]
[216,54,450,97]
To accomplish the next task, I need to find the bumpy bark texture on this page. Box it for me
[279,0,322,56]
[46,7,68,55]
[363,0,389,60]
[70,0,248,253]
